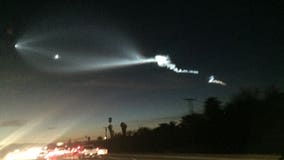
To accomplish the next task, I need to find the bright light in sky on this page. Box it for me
[14,28,198,75]
[54,54,60,60]
[14,44,19,49]
[14,41,199,74]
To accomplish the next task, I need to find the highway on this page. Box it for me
[106,154,281,160]
[1,151,281,160]
[55,154,281,160]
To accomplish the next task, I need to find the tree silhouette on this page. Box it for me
[204,97,223,120]
[120,122,127,136]
[97,136,103,141]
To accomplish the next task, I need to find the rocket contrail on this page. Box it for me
[208,75,226,86]
[154,55,199,74]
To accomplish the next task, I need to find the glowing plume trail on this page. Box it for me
[208,75,226,86]
[15,41,198,74]
[154,55,199,74]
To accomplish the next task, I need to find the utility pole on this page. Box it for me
[184,98,195,114]
[108,117,114,138]
[104,127,107,140]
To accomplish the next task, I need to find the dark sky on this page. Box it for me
[0,0,283,144]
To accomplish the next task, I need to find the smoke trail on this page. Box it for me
[154,55,199,74]
[208,75,226,86]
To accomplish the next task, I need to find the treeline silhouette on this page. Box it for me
[93,87,284,154]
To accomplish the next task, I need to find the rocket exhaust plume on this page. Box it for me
[208,75,226,86]
[154,55,199,74]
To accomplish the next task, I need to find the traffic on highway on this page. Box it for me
[3,144,108,160]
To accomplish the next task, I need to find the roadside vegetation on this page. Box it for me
[92,87,284,154]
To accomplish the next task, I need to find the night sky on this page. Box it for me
[0,0,283,144]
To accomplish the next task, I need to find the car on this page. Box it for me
[37,150,48,160]
[79,145,108,159]
[79,145,98,158]
[97,148,108,156]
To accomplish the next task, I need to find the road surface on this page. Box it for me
[55,154,281,160]
[0,153,281,160]
[106,154,281,160]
